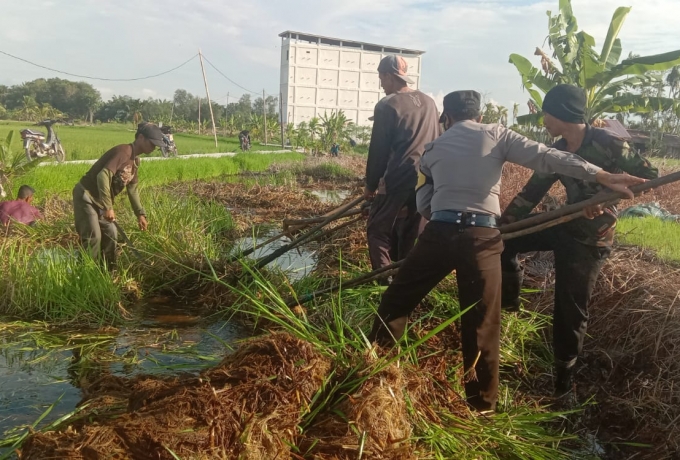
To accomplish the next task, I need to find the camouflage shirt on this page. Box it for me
[502,125,658,246]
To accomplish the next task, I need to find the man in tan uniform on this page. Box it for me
[73,123,164,267]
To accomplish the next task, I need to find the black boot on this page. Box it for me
[501,270,523,311]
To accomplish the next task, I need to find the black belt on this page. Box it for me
[430,210,498,229]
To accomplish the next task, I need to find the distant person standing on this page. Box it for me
[0,185,42,226]
[365,55,440,272]
[330,143,340,157]
[239,130,251,151]
[72,123,164,267]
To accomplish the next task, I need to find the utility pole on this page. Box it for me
[279,91,285,148]
[198,97,201,135]
[262,89,268,146]
[198,48,218,148]
[225,92,229,137]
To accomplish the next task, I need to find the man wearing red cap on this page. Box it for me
[364,55,440,274]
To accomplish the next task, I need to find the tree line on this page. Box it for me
[0,78,280,132]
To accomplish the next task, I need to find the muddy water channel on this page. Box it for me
[0,235,320,455]
[0,302,247,450]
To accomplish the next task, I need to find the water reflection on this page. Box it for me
[0,301,244,446]
[232,228,317,281]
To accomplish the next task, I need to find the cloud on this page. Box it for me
[1,0,678,115]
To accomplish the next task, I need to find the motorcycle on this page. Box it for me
[160,125,178,158]
[20,119,66,162]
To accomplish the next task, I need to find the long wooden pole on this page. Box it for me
[198,97,201,135]
[499,171,680,234]
[262,89,268,146]
[285,171,680,307]
[198,49,219,148]
[254,196,364,270]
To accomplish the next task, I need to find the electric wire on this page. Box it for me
[0,49,198,82]
[201,54,260,95]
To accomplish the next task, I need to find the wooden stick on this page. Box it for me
[254,196,364,269]
[229,214,363,263]
[500,199,620,241]
[283,208,362,228]
[500,171,680,234]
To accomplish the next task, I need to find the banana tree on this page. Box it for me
[509,0,680,124]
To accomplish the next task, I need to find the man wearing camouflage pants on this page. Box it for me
[500,84,659,403]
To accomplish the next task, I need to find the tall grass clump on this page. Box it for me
[115,189,236,293]
[0,242,129,324]
[194,261,584,459]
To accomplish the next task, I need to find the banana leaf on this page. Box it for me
[599,7,631,69]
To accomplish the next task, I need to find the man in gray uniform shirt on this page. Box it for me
[367,90,645,413]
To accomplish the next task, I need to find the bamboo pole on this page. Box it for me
[283,208,362,229]
[499,171,680,234]
[285,171,680,307]
[230,214,363,264]
[198,49,219,148]
[254,196,364,269]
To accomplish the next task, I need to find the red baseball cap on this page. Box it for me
[377,55,415,84]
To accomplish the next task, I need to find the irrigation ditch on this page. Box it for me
[1,157,680,459]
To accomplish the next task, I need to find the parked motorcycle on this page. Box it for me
[20,119,65,162]
[160,125,178,158]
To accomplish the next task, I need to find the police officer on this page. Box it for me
[500,84,658,402]
[368,90,646,413]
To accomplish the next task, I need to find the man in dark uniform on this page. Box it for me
[364,55,440,272]
[368,90,646,413]
[500,84,659,401]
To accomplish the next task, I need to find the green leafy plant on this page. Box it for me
[509,0,680,124]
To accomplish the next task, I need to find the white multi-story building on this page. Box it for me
[279,31,424,127]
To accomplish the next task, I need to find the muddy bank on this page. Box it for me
[21,333,331,460]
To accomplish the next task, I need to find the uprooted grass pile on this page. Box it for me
[20,333,331,460]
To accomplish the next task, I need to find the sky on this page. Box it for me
[1,0,679,115]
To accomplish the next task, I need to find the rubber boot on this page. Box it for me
[501,270,523,311]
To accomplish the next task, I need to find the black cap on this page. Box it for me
[137,123,166,148]
[542,84,586,124]
[440,90,481,123]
